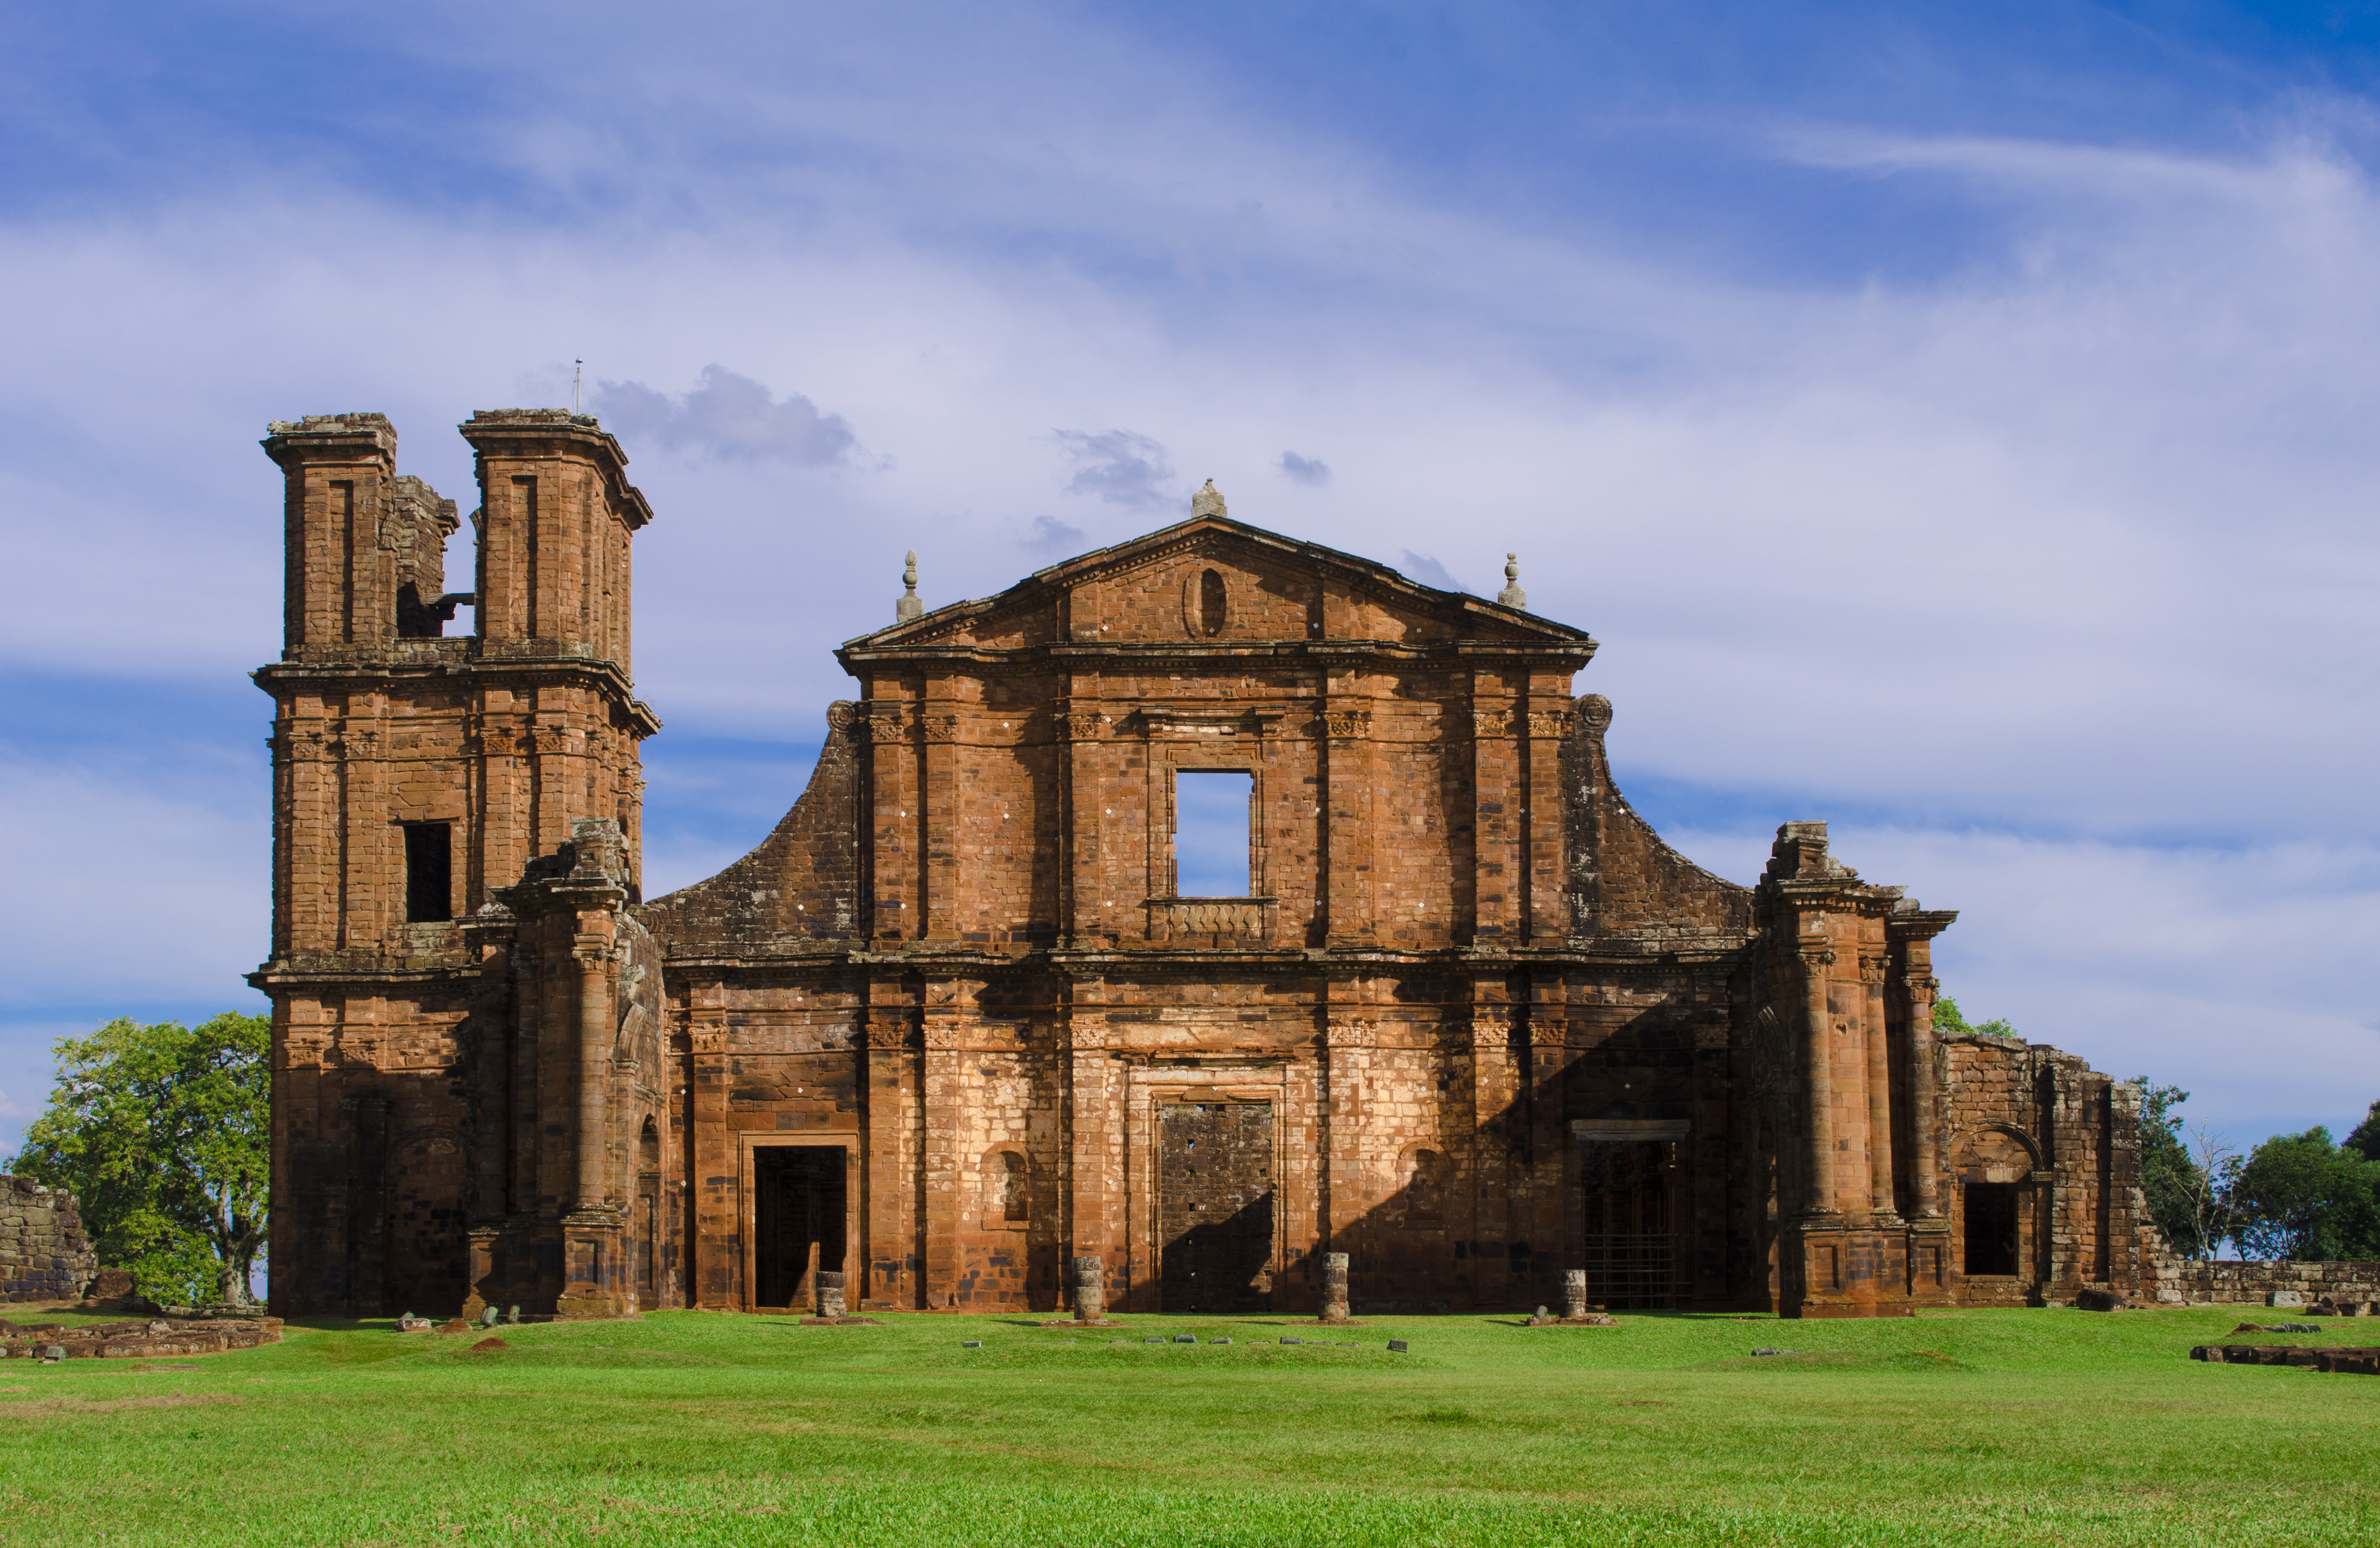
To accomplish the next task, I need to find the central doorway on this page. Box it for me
[1579,1139,1675,1310]
[754,1146,847,1310]
[1158,1101,1275,1313]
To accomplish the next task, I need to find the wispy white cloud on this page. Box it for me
[1278,450,1331,486]
[593,365,858,466]
[1055,429,1178,508]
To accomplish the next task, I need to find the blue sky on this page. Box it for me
[3,0,2379,1156]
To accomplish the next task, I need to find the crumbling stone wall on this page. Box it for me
[2146,1258,2380,1308]
[0,1177,99,1304]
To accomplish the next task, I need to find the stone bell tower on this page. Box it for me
[251,409,665,1318]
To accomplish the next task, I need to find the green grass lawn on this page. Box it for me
[0,1304,2373,1546]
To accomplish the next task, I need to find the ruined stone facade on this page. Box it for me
[251,411,2163,1320]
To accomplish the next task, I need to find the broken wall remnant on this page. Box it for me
[0,1177,99,1305]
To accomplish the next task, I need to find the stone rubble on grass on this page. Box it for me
[2192,1343,2380,1375]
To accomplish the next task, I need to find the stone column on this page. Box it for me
[1563,1268,1590,1320]
[1521,695,1574,941]
[1905,971,1943,1219]
[921,1017,962,1308]
[1861,953,1897,1221]
[1320,1252,1351,1324]
[1064,1020,1119,1308]
[918,696,958,939]
[1321,699,1375,946]
[863,1011,919,1309]
[574,927,613,1211]
[1467,1007,1518,1308]
[1071,1255,1105,1322]
[815,1271,847,1319]
[687,1001,734,1309]
[1799,943,1838,1216]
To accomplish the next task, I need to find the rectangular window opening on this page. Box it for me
[1173,769,1253,898]
[404,822,453,923]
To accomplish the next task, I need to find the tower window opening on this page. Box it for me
[1173,770,1253,897]
[403,822,453,923]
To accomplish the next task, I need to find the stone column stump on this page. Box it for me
[1071,1256,1106,1323]
[1321,1253,1351,1324]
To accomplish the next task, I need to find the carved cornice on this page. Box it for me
[1322,710,1372,740]
[1527,710,1576,739]
[919,713,959,744]
[1470,707,1514,739]
[1796,947,1837,970]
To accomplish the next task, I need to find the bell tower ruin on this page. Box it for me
[252,410,666,1319]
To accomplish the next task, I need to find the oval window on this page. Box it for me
[1199,568,1227,637]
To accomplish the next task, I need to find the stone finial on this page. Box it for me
[1191,479,1228,519]
[1497,553,1527,610]
[896,550,924,623]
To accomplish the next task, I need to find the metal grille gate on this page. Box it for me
[1580,1139,1676,1310]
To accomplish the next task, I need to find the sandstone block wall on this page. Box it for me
[2147,1258,2380,1307]
[0,1177,98,1304]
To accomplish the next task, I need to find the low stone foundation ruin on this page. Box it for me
[0,1315,283,1361]
[0,1177,99,1304]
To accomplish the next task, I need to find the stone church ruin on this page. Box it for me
[252,409,2163,1320]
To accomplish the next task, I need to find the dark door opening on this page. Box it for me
[1580,1141,1674,1310]
[1964,1181,2019,1276]
[1158,1102,1274,1312]
[754,1146,847,1309]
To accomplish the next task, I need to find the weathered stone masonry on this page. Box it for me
[253,415,2164,1320]
[0,1177,98,1305]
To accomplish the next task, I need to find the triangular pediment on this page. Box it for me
[844,516,1587,652]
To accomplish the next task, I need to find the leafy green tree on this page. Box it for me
[1934,996,2018,1041]
[2231,1126,2380,1263]
[2,1013,270,1305]
[2348,1100,2380,1163]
